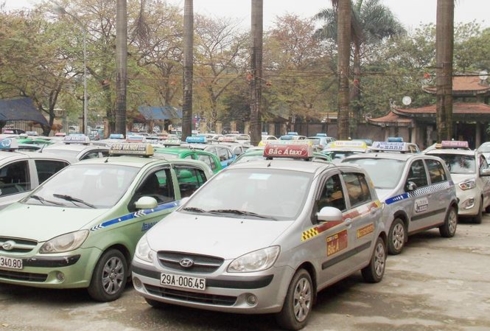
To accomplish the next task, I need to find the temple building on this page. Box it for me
[367,75,490,149]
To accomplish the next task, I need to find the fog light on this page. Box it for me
[246,294,257,306]
[55,271,65,282]
[464,198,475,209]
[133,277,142,289]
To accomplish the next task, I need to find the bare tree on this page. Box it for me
[436,0,454,141]
[250,0,263,146]
[182,0,194,140]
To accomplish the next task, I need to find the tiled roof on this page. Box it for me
[393,102,490,115]
[367,111,414,127]
[423,76,490,94]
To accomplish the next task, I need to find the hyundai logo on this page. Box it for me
[2,240,16,251]
[179,258,194,268]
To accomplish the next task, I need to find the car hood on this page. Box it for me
[0,203,109,241]
[146,212,293,259]
[375,188,397,201]
[450,173,476,184]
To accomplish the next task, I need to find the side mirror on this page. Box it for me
[317,206,343,223]
[480,168,490,177]
[405,181,417,192]
[134,196,158,209]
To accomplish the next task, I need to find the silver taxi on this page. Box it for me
[132,142,387,330]
[425,140,490,223]
[342,141,458,255]
[0,138,71,210]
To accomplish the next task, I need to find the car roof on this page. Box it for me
[343,151,439,162]
[0,150,73,164]
[426,149,476,156]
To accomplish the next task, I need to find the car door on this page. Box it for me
[477,153,490,208]
[423,158,453,227]
[403,159,432,232]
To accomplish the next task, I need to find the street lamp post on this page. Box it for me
[57,6,88,134]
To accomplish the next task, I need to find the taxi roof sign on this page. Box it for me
[109,143,154,156]
[63,134,90,144]
[0,137,19,151]
[440,140,469,149]
[109,133,125,140]
[186,136,207,144]
[371,141,416,152]
[263,142,313,159]
[126,135,146,143]
[328,140,367,149]
[163,139,181,146]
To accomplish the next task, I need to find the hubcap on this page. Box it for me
[102,256,125,295]
[293,277,312,322]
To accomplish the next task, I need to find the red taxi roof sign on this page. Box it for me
[263,142,313,159]
[440,140,469,149]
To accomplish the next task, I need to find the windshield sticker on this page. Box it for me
[326,230,348,256]
[249,173,271,180]
[414,197,429,213]
[90,201,179,231]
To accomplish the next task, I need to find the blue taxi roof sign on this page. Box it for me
[109,143,154,156]
[109,133,125,140]
[370,141,419,153]
[263,142,313,159]
[287,132,298,135]
[387,137,403,142]
[63,134,90,144]
[315,133,328,137]
[440,140,469,149]
[126,135,146,143]
[186,136,207,144]
[0,137,19,151]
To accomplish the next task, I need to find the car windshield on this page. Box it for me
[430,153,476,174]
[183,168,312,220]
[22,164,139,208]
[343,158,405,189]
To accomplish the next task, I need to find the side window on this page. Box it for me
[35,160,70,184]
[407,160,428,188]
[198,155,216,171]
[342,172,372,207]
[0,161,30,195]
[426,159,448,184]
[175,166,208,198]
[134,168,174,205]
[80,151,100,160]
[479,155,488,171]
[318,174,346,211]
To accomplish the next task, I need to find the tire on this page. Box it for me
[275,269,313,331]
[473,198,483,224]
[361,236,386,283]
[387,218,405,255]
[87,249,128,302]
[439,206,457,238]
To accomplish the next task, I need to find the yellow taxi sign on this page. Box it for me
[109,143,154,156]
[328,140,367,149]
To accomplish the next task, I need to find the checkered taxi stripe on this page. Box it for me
[385,181,454,205]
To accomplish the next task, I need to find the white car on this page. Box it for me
[132,142,387,330]
[425,140,490,223]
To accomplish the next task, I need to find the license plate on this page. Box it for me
[0,255,23,270]
[160,273,206,291]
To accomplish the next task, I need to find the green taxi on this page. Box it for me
[153,146,223,174]
[0,143,213,302]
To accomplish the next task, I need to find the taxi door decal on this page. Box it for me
[326,230,348,256]
[90,201,179,231]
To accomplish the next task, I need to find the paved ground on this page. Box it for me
[0,216,489,331]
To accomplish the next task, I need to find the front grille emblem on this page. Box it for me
[2,240,16,251]
[179,258,194,268]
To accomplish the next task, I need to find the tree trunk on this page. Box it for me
[182,0,194,141]
[337,0,351,140]
[250,0,263,146]
[115,0,128,135]
[436,0,454,141]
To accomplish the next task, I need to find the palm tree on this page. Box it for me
[316,0,405,138]
[250,0,263,146]
[435,0,454,141]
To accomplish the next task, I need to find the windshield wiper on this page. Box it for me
[29,194,65,206]
[182,207,207,213]
[208,209,276,220]
[53,194,96,209]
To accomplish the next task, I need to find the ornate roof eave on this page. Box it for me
[367,111,415,127]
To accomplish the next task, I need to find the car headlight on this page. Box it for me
[135,234,154,263]
[39,230,89,254]
[227,246,280,273]
[459,179,476,190]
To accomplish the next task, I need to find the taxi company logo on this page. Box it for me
[2,240,16,251]
[179,258,194,268]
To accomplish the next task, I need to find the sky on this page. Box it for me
[2,0,488,30]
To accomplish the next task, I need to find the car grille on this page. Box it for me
[157,251,224,273]
[145,284,237,306]
[0,269,47,282]
[0,237,38,253]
